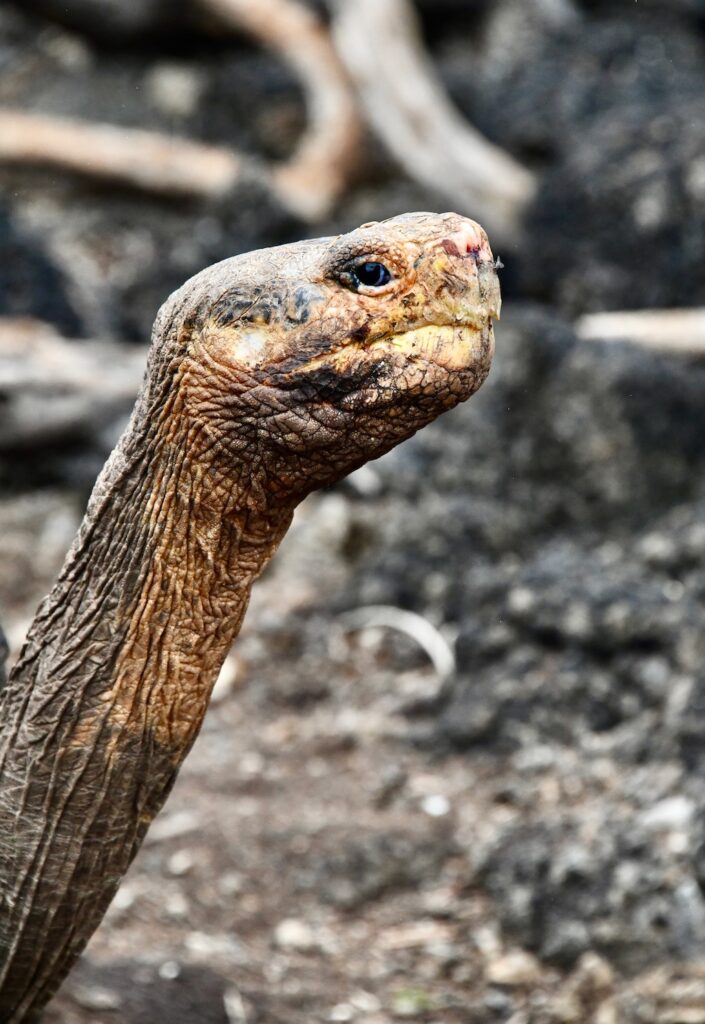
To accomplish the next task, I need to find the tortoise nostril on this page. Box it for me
[439,219,490,261]
[452,223,484,257]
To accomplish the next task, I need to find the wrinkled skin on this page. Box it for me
[0,212,499,1021]
[167,209,499,495]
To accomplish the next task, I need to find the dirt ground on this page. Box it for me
[2,1,705,1022]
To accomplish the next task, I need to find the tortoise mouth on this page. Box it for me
[296,318,495,375]
[381,321,494,370]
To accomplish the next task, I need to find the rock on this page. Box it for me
[640,796,695,832]
[420,794,451,818]
[10,0,193,40]
[0,205,83,337]
[211,653,239,704]
[274,918,318,953]
[486,949,542,986]
[449,4,705,311]
[72,984,122,1011]
[294,827,455,909]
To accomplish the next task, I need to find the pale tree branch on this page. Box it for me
[201,0,363,219]
[0,319,144,450]
[0,110,242,199]
[0,0,362,221]
[331,0,537,242]
[576,309,705,357]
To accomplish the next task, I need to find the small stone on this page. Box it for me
[274,917,318,952]
[223,987,248,1024]
[392,988,434,1016]
[329,1004,355,1021]
[111,882,137,911]
[483,988,513,1013]
[638,532,678,566]
[542,921,591,965]
[146,810,200,844]
[377,920,454,950]
[508,586,536,616]
[350,990,381,1012]
[421,794,450,817]
[565,952,614,1004]
[185,932,248,964]
[219,871,245,896]
[72,984,122,1011]
[347,465,382,496]
[640,795,694,831]
[167,849,195,876]
[145,63,205,118]
[486,949,542,987]
[594,1006,618,1024]
[165,891,189,918]
[158,960,181,980]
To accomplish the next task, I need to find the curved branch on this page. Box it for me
[0,319,144,450]
[0,0,362,221]
[339,605,456,680]
[576,309,705,357]
[331,0,537,242]
[0,110,242,199]
[202,0,363,220]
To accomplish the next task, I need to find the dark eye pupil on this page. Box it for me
[353,262,392,289]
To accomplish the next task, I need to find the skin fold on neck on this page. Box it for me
[0,370,294,1021]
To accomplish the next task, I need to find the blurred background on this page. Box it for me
[2,0,705,1021]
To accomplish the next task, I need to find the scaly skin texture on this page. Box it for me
[0,212,500,1021]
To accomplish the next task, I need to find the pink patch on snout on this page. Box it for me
[442,222,486,259]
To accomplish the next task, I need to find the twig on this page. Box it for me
[0,109,241,199]
[339,605,456,680]
[0,319,144,449]
[576,309,705,357]
[330,0,537,242]
[202,0,362,220]
[0,0,362,221]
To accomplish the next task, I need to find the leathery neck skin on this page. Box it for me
[0,210,501,1021]
[0,367,295,1022]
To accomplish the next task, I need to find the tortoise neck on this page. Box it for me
[12,392,294,742]
[0,395,294,1022]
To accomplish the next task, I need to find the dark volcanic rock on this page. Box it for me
[0,206,83,336]
[524,102,705,312]
[53,959,231,1024]
[477,812,705,973]
[292,826,455,909]
[445,4,705,311]
[8,0,194,42]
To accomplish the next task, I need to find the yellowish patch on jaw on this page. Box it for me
[304,321,494,375]
[385,323,493,370]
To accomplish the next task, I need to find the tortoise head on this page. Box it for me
[153,211,500,500]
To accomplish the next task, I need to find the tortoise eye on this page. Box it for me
[351,262,392,289]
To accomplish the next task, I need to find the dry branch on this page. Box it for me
[0,110,241,199]
[331,0,537,242]
[0,319,144,449]
[0,0,361,221]
[576,309,705,358]
[202,0,362,220]
[339,605,456,680]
